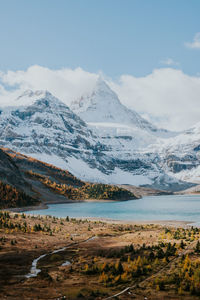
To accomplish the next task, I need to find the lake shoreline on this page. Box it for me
[78,217,193,228]
[2,197,138,213]
[2,184,175,214]
[10,209,195,230]
[2,194,199,229]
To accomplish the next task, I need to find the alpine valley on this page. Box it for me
[0,78,199,192]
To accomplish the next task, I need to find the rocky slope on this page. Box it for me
[0,148,38,208]
[0,148,27,189]
[0,148,137,208]
[0,90,115,178]
[151,122,200,183]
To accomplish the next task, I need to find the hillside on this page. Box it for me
[0,148,137,209]
[0,181,38,209]
[0,148,38,208]
[0,148,29,190]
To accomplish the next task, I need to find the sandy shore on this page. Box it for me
[69,216,194,228]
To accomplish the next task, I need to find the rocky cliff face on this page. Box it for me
[151,123,200,183]
[0,90,95,153]
[0,90,115,177]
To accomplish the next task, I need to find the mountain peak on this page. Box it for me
[70,77,160,133]
[17,89,50,98]
[15,89,63,107]
[17,89,53,100]
[94,77,115,96]
[70,78,126,123]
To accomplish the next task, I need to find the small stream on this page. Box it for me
[61,261,71,266]
[25,247,71,278]
[26,253,48,278]
[25,236,96,278]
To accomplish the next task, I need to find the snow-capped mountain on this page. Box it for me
[152,122,200,183]
[0,87,195,191]
[70,78,193,190]
[70,78,179,159]
[71,77,171,137]
[0,90,114,178]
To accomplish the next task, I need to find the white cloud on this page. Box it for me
[109,68,200,131]
[185,32,200,49]
[160,58,179,66]
[0,66,200,131]
[0,65,98,106]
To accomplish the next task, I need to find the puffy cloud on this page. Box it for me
[0,65,98,106]
[109,68,200,131]
[0,66,200,131]
[185,32,200,49]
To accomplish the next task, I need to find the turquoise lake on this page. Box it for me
[26,194,200,225]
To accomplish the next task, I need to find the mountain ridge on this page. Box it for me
[0,85,196,191]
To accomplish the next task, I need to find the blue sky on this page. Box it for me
[1,0,200,131]
[0,0,200,77]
